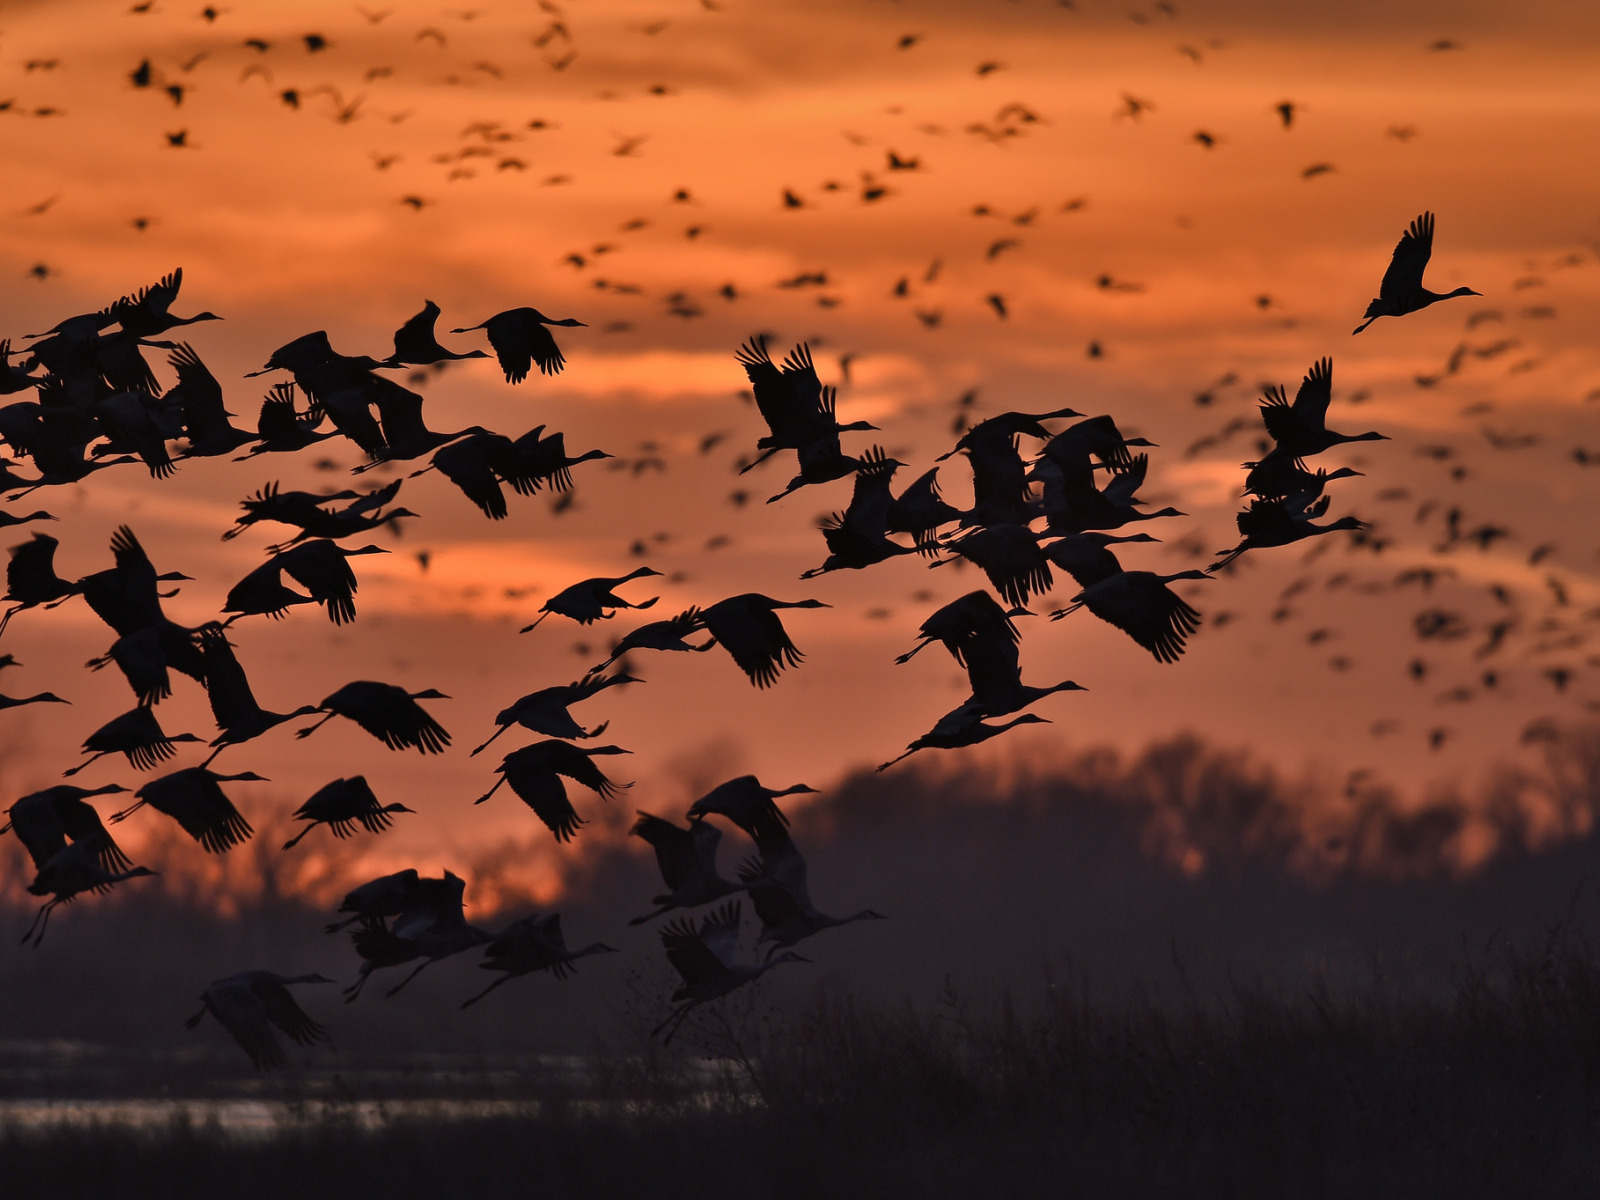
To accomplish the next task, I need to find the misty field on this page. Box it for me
[7,923,1600,1200]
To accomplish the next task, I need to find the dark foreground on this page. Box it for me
[7,927,1600,1200]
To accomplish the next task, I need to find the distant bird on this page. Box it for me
[474,740,631,841]
[185,971,333,1070]
[520,567,662,631]
[21,836,156,947]
[652,901,808,1043]
[110,766,264,853]
[296,681,449,753]
[1353,212,1480,334]
[628,812,746,924]
[282,776,414,849]
[460,914,616,1007]
[695,593,829,688]
[450,307,586,381]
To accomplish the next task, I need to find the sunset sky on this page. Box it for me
[3,0,1600,906]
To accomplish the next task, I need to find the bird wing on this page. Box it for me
[501,752,583,841]
[256,977,328,1047]
[702,598,802,688]
[697,900,744,967]
[1379,211,1434,300]
[1290,357,1333,429]
[197,625,263,731]
[1084,574,1201,664]
[168,343,230,436]
[660,914,727,983]
[630,812,699,889]
[204,978,284,1070]
[485,311,536,383]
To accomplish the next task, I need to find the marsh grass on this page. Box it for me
[7,921,1600,1200]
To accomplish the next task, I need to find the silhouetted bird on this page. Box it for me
[460,914,616,1007]
[110,766,264,853]
[65,707,204,775]
[652,901,807,1043]
[21,835,156,947]
[450,307,586,381]
[383,300,489,367]
[185,971,332,1070]
[521,567,662,631]
[471,669,640,755]
[686,775,812,842]
[1353,212,1480,334]
[695,593,829,687]
[282,776,413,849]
[474,740,631,841]
[628,812,747,924]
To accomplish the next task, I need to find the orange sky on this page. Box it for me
[3,0,1600,903]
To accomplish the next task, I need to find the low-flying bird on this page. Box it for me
[1353,212,1480,334]
[185,971,333,1070]
[628,812,746,924]
[652,901,808,1043]
[21,835,156,947]
[325,867,420,933]
[685,775,813,842]
[460,914,616,1007]
[736,825,884,959]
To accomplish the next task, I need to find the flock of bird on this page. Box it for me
[0,204,1475,1067]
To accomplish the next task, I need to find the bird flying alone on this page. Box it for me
[1353,212,1480,334]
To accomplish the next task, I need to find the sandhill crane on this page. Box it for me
[237,382,333,458]
[939,416,1061,528]
[765,434,866,505]
[226,479,407,550]
[1242,448,1362,502]
[111,766,264,853]
[885,465,963,548]
[1052,570,1210,662]
[934,523,1053,609]
[878,711,1051,771]
[64,706,205,775]
[695,593,829,688]
[221,558,317,622]
[360,377,495,469]
[1037,414,1155,477]
[800,447,919,578]
[270,540,389,625]
[470,669,640,755]
[282,776,413,849]
[383,300,489,367]
[474,740,631,841]
[1,531,78,634]
[461,913,617,1007]
[734,338,876,472]
[167,343,256,458]
[185,971,332,1070]
[21,835,157,947]
[94,390,177,479]
[509,427,611,492]
[895,589,1029,668]
[416,430,520,519]
[1035,453,1185,535]
[653,900,808,1043]
[1209,496,1367,572]
[84,618,206,707]
[295,680,451,753]
[72,527,191,638]
[685,775,813,842]
[345,870,489,1000]
[101,267,220,338]
[628,811,747,924]
[520,567,662,631]
[0,687,67,709]
[1259,359,1388,458]
[3,783,132,872]
[1042,531,1159,588]
[196,624,319,763]
[591,607,715,672]
[450,307,586,381]
[736,826,883,959]
[325,867,421,933]
[1353,212,1480,334]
